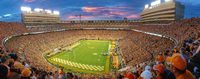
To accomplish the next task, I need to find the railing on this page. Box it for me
[131,29,178,48]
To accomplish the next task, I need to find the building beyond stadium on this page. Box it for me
[141,0,184,22]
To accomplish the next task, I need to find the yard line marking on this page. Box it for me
[51,57,105,71]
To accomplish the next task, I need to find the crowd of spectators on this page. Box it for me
[0,18,199,79]
[3,29,175,79]
[62,22,130,28]
[28,22,130,32]
[5,30,173,70]
[134,18,200,48]
[119,31,174,66]
[0,22,27,47]
[1,37,199,79]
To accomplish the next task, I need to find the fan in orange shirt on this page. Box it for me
[153,64,165,79]
[124,71,135,79]
[169,54,195,79]
[156,53,165,64]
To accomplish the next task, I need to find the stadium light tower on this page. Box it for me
[21,6,31,12]
[34,8,43,12]
[45,9,52,14]
[145,4,149,9]
[151,2,156,7]
[151,0,161,7]
[165,0,172,2]
[53,11,60,15]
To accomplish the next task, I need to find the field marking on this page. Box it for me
[51,58,104,71]
[93,53,98,55]
[48,40,111,73]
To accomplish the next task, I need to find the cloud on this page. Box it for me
[23,0,35,3]
[82,7,100,12]
[109,12,127,16]
[3,14,12,17]
[79,6,141,19]
[81,6,130,16]
[67,15,77,19]
[67,15,94,20]
[61,6,140,20]
[126,14,140,19]
[82,6,129,13]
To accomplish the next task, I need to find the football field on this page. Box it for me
[47,40,111,74]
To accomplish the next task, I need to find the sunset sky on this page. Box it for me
[0,0,199,21]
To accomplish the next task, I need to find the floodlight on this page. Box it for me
[21,6,31,12]
[45,9,52,14]
[53,11,60,15]
[151,0,161,7]
[156,0,161,4]
[34,8,43,12]
[165,0,172,2]
[151,2,155,6]
[145,4,149,9]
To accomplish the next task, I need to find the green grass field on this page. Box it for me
[47,40,111,74]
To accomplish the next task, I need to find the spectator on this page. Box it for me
[21,68,32,79]
[140,66,153,79]
[124,71,135,79]
[170,54,195,79]
[153,64,175,79]
[0,64,9,79]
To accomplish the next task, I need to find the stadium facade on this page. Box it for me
[141,0,185,22]
[21,7,60,26]
[65,19,138,24]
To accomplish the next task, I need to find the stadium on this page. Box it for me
[0,0,200,79]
